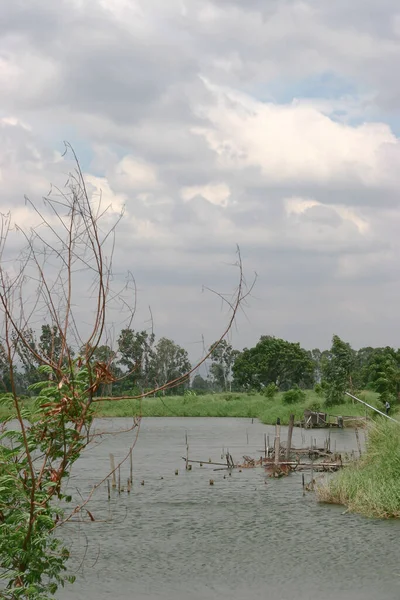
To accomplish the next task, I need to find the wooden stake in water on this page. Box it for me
[274,419,281,465]
[107,479,111,501]
[310,459,314,491]
[264,433,267,459]
[185,432,189,470]
[286,414,294,461]
[302,473,305,496]
[127,478,131,494]
[118,465,121,494]
[110,454,116,488]
[129,447,133,485]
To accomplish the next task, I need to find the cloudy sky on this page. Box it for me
[2,0,400,357]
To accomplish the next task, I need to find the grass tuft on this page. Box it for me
[316,419,400,518]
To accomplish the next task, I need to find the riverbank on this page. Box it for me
[317,419,400,518]
[94,390,380,424]
[0,390,382,425]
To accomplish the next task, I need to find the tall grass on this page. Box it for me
[317,419,400,518]
[94,390,379,424]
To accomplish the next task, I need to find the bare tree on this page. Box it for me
[0,144,253,599]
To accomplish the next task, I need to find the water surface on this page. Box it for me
[59,418,400,600]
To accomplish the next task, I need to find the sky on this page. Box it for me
[2,0,400,358]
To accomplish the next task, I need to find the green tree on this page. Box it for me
[363,347,400,405]
[150,337,191,394]
[191,374,210,393]
[208,340,238,391]
[117,329,155,392]
[12,328,41,391]
[232,335,314,391]
[322,335,355,406]
[38,325,63,364]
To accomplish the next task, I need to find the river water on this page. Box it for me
[58,418,400,600]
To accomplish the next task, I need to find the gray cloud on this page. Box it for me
[1,0,400,355]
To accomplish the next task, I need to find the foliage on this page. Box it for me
[262,383,279,398]
[0,363,93,597]
[305,398,322,412]
[317,420,400,518]
[208,340,238,392]
[323,335,355,406]
[150,337,191,395]
[282,386,306,405]
[191,374,210,394]
[361,347,400,406]
[232,335,314,391]
[313,383,324,396]
[117,329,155,392]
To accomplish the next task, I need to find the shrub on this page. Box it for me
[262,383,279,398]
[324,385,345,407]
[282,386,306,405]
[305,398,322,412]
[314,383,323,396]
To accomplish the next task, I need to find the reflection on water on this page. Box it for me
[59,418,400,600]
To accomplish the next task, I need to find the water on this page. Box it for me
[59,418,400,600]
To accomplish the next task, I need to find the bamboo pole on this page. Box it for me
[286,414,294,461]
[185,432,189,470]
[345,391,400,423]
[274,419,281,465]
[110,454,116,488]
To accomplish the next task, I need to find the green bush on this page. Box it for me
[324,385,345,407]
[314,383,323,396]
[305,398,322,412]
[282,386,306,405]
[262,383,279,398]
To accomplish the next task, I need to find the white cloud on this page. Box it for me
[114,156,158,191]
[181,182,230,206]
[194,80,400,189]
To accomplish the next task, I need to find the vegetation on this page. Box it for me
[3,324,400,415]
[317,420,400,518]
[1,390,380,425]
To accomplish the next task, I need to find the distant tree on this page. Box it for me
[353,346,376,389]
[117,328,155,392]
[38,324,64,364]
[191,374,210,393]
[322,335,356,406]
[310,348,327,384]
[232,335,314,391]
[12,328,41,391]
[362,347,400,405]
[150,337,191,394]
[208,339,239,391]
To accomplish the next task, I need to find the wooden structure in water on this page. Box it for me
[297,410,367,429]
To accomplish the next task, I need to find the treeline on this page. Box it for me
[194,334,400,408]
[1,326,399,407]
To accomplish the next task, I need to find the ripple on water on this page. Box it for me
[58,418,400,600]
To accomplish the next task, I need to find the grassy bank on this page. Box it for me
[92,390,380,425]
[0,390,382,425]
[317,419,400,518]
